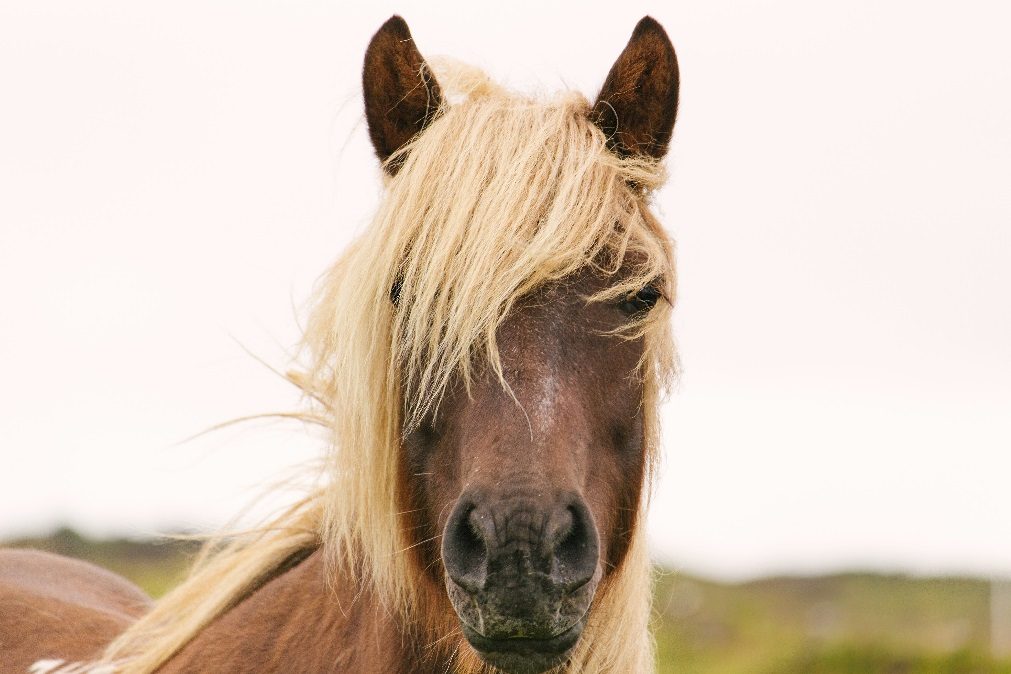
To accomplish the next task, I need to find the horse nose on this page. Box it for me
[441,492,599,594]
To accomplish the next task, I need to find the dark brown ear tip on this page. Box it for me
[632,16,675,52]
[377,15,411,38]
[366,16,414,53]
[364,16,419,72]
[633,16,664,36]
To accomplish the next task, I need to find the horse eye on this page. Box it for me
[619,285,661,315]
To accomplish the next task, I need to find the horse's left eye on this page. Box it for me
[619,285,662,315]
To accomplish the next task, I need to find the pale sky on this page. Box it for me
[1,1,1009,580]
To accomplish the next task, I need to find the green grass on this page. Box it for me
[653,571,1005,673]
[7,528,1011,673]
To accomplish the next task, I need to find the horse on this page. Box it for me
[0,15,680,674]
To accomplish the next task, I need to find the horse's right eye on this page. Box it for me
[618,285,661,315]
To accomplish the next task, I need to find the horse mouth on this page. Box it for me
[461,620,584,674]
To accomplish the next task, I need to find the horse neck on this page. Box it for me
[158,550,458,674]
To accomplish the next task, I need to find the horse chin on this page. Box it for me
[445,574,594,674]
[460,619,585,674]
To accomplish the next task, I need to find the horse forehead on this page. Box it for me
[495,305,575,399]
[488,304,601,439]
[497,281,591,353]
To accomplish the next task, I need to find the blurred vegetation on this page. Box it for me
[7,528,1011,673]
[653,570,1011,674]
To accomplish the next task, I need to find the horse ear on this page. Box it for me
[591,16,680,160]
[362,16,443,174]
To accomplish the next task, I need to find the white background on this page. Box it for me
[1,1,1009,580]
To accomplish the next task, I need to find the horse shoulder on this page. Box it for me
[161,550,416,674]
[0,549,151,673]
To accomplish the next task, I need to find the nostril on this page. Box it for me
[460,510,485,567]
[551,503,599,591]
[442,502,488,592]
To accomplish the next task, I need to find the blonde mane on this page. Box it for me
[102,61,676,674]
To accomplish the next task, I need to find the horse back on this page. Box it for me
[0,549,151,673]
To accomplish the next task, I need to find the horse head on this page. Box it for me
[360,15,680,673]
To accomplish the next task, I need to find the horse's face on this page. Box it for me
[400,268,656,673]
[362,15,678,673]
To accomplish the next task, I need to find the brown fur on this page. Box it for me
[0,549,458,673]
[158,551,433,673]
[0,550,149,672]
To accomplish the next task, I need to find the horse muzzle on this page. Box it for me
[441,490,600,673]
